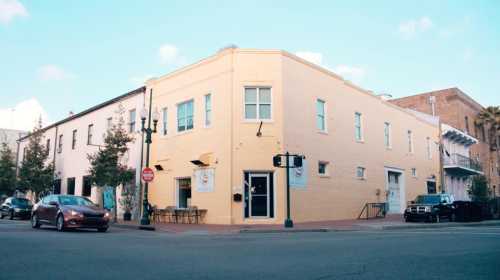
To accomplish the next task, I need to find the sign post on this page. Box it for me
[273,152,305,228]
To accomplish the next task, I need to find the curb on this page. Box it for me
[359,220,500,231]
[239,228,331,234]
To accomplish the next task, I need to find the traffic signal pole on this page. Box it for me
[284,151,293,228]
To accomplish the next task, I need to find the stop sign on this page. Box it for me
[142,167,155,182]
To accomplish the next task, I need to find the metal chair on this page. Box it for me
[188,206,201,224]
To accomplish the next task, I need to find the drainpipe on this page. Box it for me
[52,125,58,193]
[438,119,445,193]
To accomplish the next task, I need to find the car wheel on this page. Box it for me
[56,215,65,232]
[9,210,14,220]
[31,214,41,228]
[450,213,456,222]
[97,227,108,233]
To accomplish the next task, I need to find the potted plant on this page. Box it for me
[119,184,136,221]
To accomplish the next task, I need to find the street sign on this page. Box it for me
[142,167,155,182]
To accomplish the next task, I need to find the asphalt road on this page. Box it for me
[1,219,499,280]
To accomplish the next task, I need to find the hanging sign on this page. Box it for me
[195,168,215,192]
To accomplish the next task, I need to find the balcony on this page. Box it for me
[444,153,483,176]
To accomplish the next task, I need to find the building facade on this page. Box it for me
[390,88,500,195]
[17,87,146,212]
[146,48,440,224]
[0,128,27,160]
[441,123,482,200]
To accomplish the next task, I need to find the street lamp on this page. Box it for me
[140,89,160,226]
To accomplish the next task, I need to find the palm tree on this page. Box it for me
[476,106,500,193]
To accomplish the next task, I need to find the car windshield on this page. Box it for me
[58,196,94,206]
[414,195,441,204]
[12,198,32,207]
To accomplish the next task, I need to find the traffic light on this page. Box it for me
[293,156,303,168]
[273,155,282,167]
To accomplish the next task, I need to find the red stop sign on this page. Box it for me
[142,167,155,182]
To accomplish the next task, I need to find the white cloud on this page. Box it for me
[295,51,324,66]
[398,17,433,39]
[37,65,74,81]
[158,43,186,65]
[0,0,28,25]
[0,98,50,131]
[332,65,366,82]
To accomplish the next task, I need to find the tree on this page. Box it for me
[468,175,490,203]
[18,124,54,200]
[87,115,134,223]
[0,143,16,196]
[476,106,500,188]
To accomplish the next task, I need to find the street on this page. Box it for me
[0,220,499,280]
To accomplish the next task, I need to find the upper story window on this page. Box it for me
[316,99,326,132]
[384,122,391,148]
[46,139,50,153]
[411,168,417,177]
[129,109,136,133]
[58,134,63,153]
[407,130,413,153]
[244,87,271,120]
[106,117,112,130]
[426,137,432,159]
[71,130,77,150]
[87,124,94,145]
[464,116,470,134]
[318,161,329,176]
[354,112,363,141]
[177,100,194,132]
[162,107,168,135]
[205,94,212,127]
[22,147,27,161]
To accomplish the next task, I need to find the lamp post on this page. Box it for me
[140,89,159,226]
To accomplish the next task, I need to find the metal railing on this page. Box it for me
[358,203,387,220]
[444,153,482,172]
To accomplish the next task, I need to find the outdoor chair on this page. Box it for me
[162,206,178,223]
[187,206,201,224]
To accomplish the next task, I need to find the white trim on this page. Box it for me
[354,112,364,142]
[384,121,392,149]
[204,93,212,128]
[243,86,273,122]
[384,167,406,213]
[176,99,195,134]
[316,98,327,133]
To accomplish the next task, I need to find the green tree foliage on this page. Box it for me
[468,175,490,203]
[18,125,54,200]
[87,119,134,222]
[0,143,17,196]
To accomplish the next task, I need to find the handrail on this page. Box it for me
[444,153,482,172]
[358,202,387,220]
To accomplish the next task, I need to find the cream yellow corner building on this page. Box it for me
[146,47,440,225]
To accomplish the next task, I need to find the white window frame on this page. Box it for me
[354,112,363,142]
[87,124,93,145]
[129,109,136,133]
[316,99,327,132]
[204,94,212,127]
[356,166,366,180]
[407,130,414,154]
[177,99,194,133]
[106,117,112,130]
[244,87,272,122]
[161,107,168,136]
[384,122,391,149]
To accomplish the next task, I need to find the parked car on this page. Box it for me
[0,197,33,220]
[31,194,110,232]
[404,194,455,223]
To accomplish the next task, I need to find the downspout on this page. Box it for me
[438,118,445,193]
[138,88,146,219]
[52,125,58,193]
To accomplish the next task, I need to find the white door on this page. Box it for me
[387,172,401,213]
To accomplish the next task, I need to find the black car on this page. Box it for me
[0,197,33,220]
[404,194,455,223]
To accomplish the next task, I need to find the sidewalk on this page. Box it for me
[111,214,500,234]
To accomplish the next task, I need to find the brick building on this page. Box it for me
[390,87,500,195]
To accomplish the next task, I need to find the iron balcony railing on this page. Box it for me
[444,153,482,172]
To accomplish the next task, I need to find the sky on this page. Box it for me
[1,0,499,131]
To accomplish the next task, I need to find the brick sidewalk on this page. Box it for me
[114,214,405,234]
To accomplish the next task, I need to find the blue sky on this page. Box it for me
[1,0,499,130]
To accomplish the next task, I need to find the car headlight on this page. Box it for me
[104,212,110,218]
[14,208,21,212]
[424,206,431,213]
[70,210,82,216]
[405,207,412,212]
